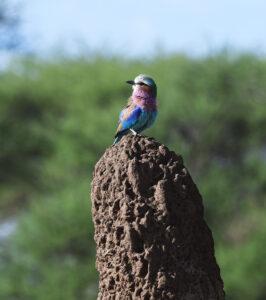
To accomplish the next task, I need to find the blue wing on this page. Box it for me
[115,105,142,138]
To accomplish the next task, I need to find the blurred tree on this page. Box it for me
[0,0,21,49]
[0,54,265,299]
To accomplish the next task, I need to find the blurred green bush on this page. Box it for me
[0,53,266,299]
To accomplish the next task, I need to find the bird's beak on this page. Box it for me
[126,80,135,85]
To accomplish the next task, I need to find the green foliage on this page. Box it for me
[0,53,266,299]
[0,181,97,299]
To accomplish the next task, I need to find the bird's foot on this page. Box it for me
[130,128,137,136]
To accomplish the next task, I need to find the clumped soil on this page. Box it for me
[91,134,224,300]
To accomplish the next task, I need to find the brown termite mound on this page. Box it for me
[91,134,224,300]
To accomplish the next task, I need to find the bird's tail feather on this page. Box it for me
[113,129,129,145]
[113,136,121,145]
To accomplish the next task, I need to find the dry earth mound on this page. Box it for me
[91,135,224,300]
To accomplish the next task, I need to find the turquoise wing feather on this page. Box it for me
[115,104,142,137]
[113,104,142,144]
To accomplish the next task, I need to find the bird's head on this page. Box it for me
[126,74,157,97]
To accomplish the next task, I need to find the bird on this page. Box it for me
[113,74,158,144]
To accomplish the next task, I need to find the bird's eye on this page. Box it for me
[138,82,144,86]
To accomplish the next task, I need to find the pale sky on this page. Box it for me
[8,0,266,57]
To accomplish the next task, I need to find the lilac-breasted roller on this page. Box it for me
[113,74,158,144]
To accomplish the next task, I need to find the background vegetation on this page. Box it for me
[0,52,266,300]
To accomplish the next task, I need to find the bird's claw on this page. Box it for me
[130,128,137,136]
